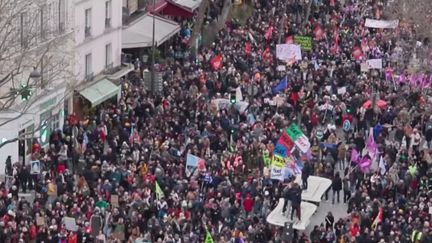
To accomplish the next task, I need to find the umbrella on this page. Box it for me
[362,100,387,109]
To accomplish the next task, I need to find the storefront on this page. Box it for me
[0,86,66,172]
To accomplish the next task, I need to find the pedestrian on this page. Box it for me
[332,172,342,204]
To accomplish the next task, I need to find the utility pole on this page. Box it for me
[151,0,156,93]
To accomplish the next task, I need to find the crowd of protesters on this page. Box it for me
[0,0,432,242]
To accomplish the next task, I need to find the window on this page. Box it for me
[39,111,52,146]
[85,53,93,80]
[51,112,60,131]
[20,12,27,48]
[105,43,112,68]
[105,1,112,28]
[40,7,46,40]
[85,8,92,37]
[58,0,66,33]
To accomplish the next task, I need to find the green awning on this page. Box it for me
[79,79,120,107]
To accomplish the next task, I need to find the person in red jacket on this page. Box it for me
[243,193,254,217]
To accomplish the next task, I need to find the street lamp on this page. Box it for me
[370,69,379,112]
[29,67,41,80]
[151,0,156,93]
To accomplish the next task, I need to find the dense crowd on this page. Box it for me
[0,0,432,242]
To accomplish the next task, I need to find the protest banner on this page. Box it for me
[276,44,302,61]
[294,36,312,51]
[365,19,399,29]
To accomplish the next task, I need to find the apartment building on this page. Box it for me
[71,0,130,116]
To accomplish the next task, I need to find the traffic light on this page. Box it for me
[230,90,236,104]
[20,85,31,101]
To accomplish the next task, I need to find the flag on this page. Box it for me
[371,208,383,230]
[245,42,251,55]
[378,156,386,175]
[155,181,164,200]
[205,229,214,243]
[272,76,288,95]
[285,36,294,44]
[265,26,273,40]
[210,55,222,70]
[263,150,271,167]
[313,25,324,40]
[366,132,378,161]
[408,164,417,176]
[351,148,360,163]
[357,156,371,172]
[352,46,363,60]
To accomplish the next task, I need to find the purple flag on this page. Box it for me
[351,148,360,163]
[358,156,371,172]
[366,133,378,161]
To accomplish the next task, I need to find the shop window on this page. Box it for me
[52,112,60,131]
[39,110,52,146]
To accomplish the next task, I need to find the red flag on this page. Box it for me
[330,27,339,54]
[262,47,270,60]
[245,42,251,55]
[313,25,324,40]
[371,208,383,230]
[352,46,363,60]
[265,26,274,40]
[210,55,222,70]
[330,0,336,6]
[285,36,294,44]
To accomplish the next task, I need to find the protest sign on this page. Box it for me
[30,160,41,175]
[365,19,399,29]
[366,59,383,69]
[270,155,285,180]
[276,44,302,61]
[111,195,119,207]
[64,217,78,231]
[361,62,369,72]
[186,154,205,177]
[36,216,45,226]
[294,36,312,51]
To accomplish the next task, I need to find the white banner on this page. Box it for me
[294,134,311,153]
[276,44,302,61]
[366,59,383,69]
[365,19,399,29]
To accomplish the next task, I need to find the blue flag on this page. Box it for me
[272,76,288,95]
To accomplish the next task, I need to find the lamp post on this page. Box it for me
[150,0,156,93]
[370,69,379,113]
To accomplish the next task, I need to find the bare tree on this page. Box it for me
[0,0,76,149]
[384,0,432,73]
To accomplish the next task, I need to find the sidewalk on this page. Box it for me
[201,0,232,47]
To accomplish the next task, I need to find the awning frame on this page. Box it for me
[78,79,120,107]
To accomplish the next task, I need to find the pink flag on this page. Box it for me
[265,26,273,40]
[366,133,378,161]
[351,148,360,163]
[358,156,371,172]
[384,69,393,81]
[399,74,406,84]
[410,74,418,86]
[285,36,294,44]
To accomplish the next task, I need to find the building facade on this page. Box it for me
[70,0,125,118]
[0,0,75,172]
